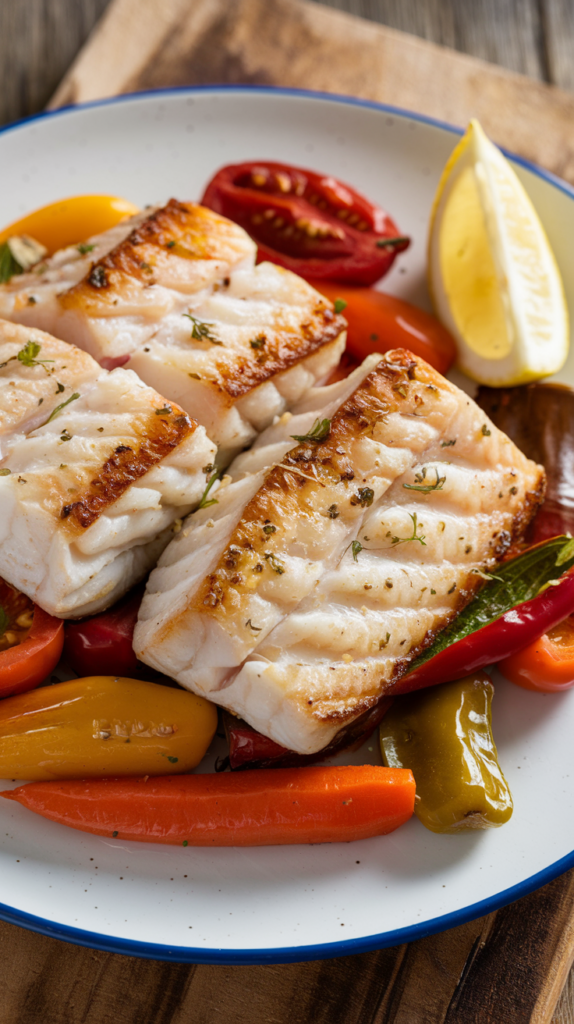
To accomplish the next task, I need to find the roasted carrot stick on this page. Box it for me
[1,765,415,847]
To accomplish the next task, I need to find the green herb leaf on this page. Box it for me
[183,313,222,344]
[0,242,23,283]
[441,439,456,448]
[481,424,492,437]
[198,471,220,510]
[167,756,179,764]
[351,540,363,562]
[55,381,65,394]
[264,551,285,574]
[403,466,446,494]
[16,340,55,370]
[350,487,375,507]
[46,392,80,423]
[291,418,331,444]
[407,535,574,674]
[250,334,266,349]
[333,298,347,314]
[245,618,262,632]
[155,405,172,416]
[77,243,95,255]
[391,512,426,546]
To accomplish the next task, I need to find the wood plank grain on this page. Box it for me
[48,0,574,187]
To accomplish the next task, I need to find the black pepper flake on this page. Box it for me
[448,583,457,594]
[88,265,108,289]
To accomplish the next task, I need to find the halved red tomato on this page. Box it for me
[201,161,409,285]
[0,580,63,698]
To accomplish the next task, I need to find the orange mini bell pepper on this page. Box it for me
[498,614,574,693]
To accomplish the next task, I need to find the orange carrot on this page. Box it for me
[1,765,415,847]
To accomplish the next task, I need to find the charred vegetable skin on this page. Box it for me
[0,676,217,780]
[201,161,409,285]
[380,673,513,833]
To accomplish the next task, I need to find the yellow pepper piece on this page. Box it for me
[0,676,217,781]
[0,195,140,255]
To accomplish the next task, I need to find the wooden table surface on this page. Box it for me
[1,1,574,1022]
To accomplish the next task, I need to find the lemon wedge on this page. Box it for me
[428,119,569,386]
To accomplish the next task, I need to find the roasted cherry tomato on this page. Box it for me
[0,579,63,698]
[309,282,456,375]
[201,161,409,285]
[63,587,142,678]
[498,614,574,693]
[0,195,140,256]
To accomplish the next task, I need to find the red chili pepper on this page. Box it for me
[2,765,416,846]
[0,580,63,699]
[308,283,456,376]
[392,570,574,695]
[63,587,141,678]
[498,614,574,693]
[201,161,409,286]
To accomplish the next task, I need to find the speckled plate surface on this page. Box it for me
[0,86,573,964]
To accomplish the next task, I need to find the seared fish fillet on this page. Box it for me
[0,320,215,618]
[134,350,545,754]
[0,201,346,462]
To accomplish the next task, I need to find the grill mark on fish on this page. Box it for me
[60,407,197,531]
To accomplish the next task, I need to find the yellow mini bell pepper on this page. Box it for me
[0,195,140,255]
[0,676,217,781]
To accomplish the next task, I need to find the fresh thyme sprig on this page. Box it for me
[403,466,446,494]
[291,418,331,444]
[183,314,222,345]
[46,392,80,423]
[198,471,220,509]
[391,512,426,547]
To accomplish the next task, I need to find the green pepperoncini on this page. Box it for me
[379,672,513,833]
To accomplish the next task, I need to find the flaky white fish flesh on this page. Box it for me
[134,349,545,754]
[0,320,215,617]
[0,201,346,462]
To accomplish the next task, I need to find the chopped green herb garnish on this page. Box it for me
[155,405,172,416]
[379,632,391,650]
[333,298,347,314]
[182,840,188,847]
[46,392,80,423]
[441,439,456,448]
[375,236,409,249]
[351,540,363,562]
[250,335,266,349]
[245,619,262,632]
[55,381,65,394]
[112,831,118,837]
[198,471,220,509]
[166,240,176,248]
[0,469,11,477]
[183,314,222,344]
[291,417,331,444]
[350,487,374,507]
[0,242,22,283]
[59,430,72,442]
[88,265,107,288]
[77,243,95,255]
[403,466,446,494]
[167,756,179,764]
[327,504,339,519]
[263,523,276,535]
[15,340,54,370]
[481,424,491,437]
[391,512,426,547]
[264,552,285,574]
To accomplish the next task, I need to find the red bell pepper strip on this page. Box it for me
[201,161,409,286]
[63,587,141,678]
[2,765,416,846]
[394,568,574,695]
[498,615,574,693]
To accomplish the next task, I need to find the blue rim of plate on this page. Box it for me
[0,83,573,964]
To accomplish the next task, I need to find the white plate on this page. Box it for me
[1,86,573,964]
